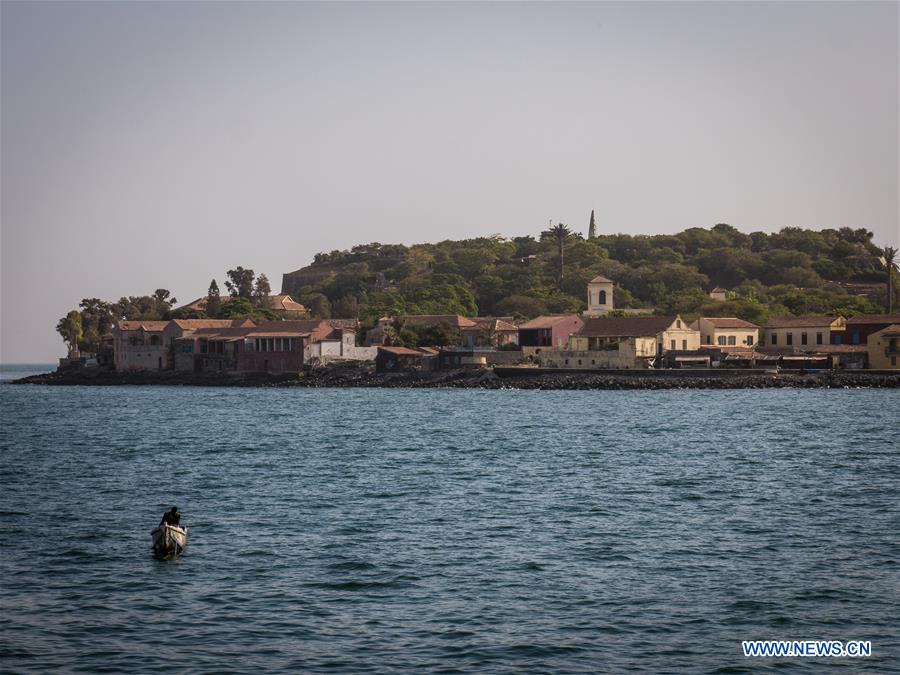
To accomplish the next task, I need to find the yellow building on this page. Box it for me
[762,316,845,348]
[692,317,759,348]
[568,315,699,357]
[867,324,900,370]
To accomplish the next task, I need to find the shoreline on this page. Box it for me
[9,367,900,390]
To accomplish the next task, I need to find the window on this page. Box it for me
[801,332,808,345]
[599,290,607,305]
[717,336,726,346]
[835,334,841,345]
[707,335,713,344]
[682,340,687,350]
[565,359,569,365]
[771,334,778,345]
[816,332,823,345]
[728,335,736,346]
[852,331,860,345]
[787,333,793,346]
[670,339,676,350]
[892,356,896,366]
[676,320,682,328]
[747,335,754,346]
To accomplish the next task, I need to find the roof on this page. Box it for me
[378,346,424,356]
[589,275,613,284]
[256,319,329,333]
[463,317,518,332]
[846,314,900,325]
[700,317,760,329]
[263,295,307,312]
[710,287,727,293]
[117,320,170,332]
[518,315,581,330]
[765,316,839,329]
[171,319,253,329]
[401,315,477,328]
[871,323,900,336]
[578,316,677,338]
[245,330,311,338]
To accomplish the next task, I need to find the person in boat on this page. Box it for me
[159,506,183,529]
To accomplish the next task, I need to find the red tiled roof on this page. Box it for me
[463,317,518,332]
[578,316,677,337]
[518,315,581,330]
[765,316,839,328]
[263,295,307,312]
[701,317,760,329]
[171,319,253,329]
[401,315,477,328]
[256,319,329,333]
[117,320,169,331]
[846,314,900,325]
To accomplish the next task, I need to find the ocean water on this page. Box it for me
[0,383,897,673]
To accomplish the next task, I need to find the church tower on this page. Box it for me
[585,275,614,317]
[588,209,597,239]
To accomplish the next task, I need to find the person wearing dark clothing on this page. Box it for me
[160,506,181,528]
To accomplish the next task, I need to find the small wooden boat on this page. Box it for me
[151,524,188,559]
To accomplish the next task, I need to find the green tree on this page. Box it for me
[206,279,221,318]
[882,246,898,313]
[542,221,573,286]
[225,267,255,298]
[56,310,83,357]
[253,274,271,306]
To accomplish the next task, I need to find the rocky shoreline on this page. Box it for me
[10,365,900,390]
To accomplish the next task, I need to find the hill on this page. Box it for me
[281,223,897,330]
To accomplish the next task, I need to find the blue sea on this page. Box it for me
[1,376,898,672]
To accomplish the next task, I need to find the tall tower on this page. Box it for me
[585,275,614,317]
[588,209,596,239]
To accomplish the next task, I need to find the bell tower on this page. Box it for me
[585,275,614,317]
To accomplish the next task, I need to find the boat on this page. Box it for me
[151,523,188,559]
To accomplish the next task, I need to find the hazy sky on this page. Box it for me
[2,1,898,362]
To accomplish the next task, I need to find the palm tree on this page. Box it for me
[881,246,898,313]
[543,220,572,286]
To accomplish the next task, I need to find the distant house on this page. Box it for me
[709,287,728,302]
[842,314,900,346]
[113,321,171,371]
[179,294,309,318]
[460,318,518,348]
[692,317,759,348]
[762,316,845,348]
[518,315,584,349]
[867,324,900,370]
[540,315,699,369]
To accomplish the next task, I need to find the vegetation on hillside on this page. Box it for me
[282,224,899,331]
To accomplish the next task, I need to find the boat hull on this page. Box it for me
[151,524,188,559]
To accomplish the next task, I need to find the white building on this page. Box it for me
[585,275,614,317]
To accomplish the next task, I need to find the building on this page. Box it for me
[460,318,518,348]
[867,324,900,370]
[113,321,170,371]
[305,327,377,363]
[178,294,308,318]
[692,317,759,348]
[540,316,698,369]
[842,314,900,346]
[585,276,614,317]
[366,315,477,347]
[517,315,584,350]
[762,316,846,348]
[709,287,727,302]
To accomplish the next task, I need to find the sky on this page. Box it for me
[1,1,898,363]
